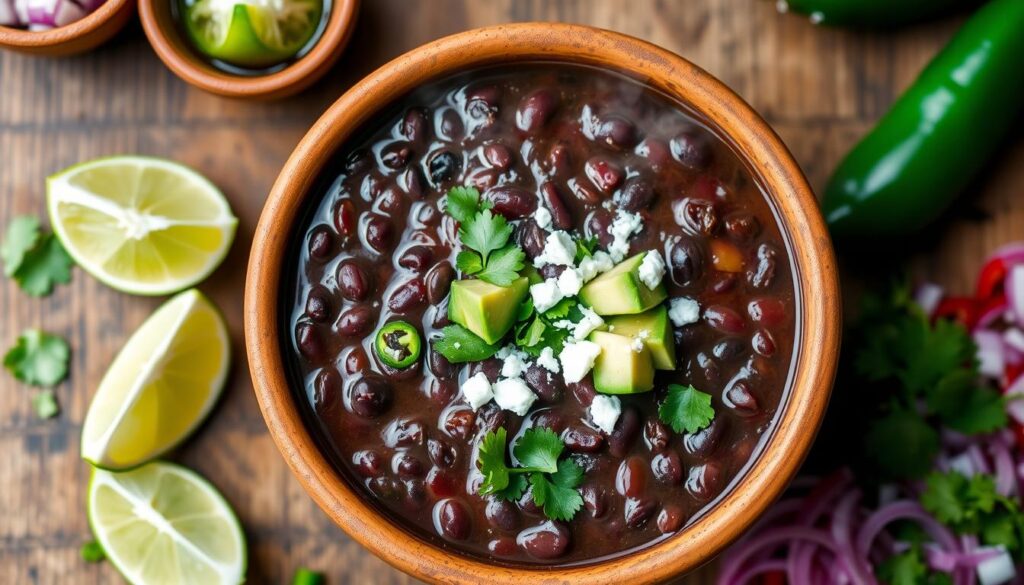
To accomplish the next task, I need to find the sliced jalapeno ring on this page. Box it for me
[374,321,422,369]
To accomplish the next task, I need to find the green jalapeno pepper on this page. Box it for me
[374,321,422,369]
[823,0,1024,238]
[780,0,964,27]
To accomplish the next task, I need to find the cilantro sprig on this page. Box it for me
[4,329,70,388]
[433,324,500,363]
[1,215,73,296]
[446,187,525,287]
[876,545,952,585]
[477,427,584,522]
[855,285,1007,479]
[920,471,1024,556]
[512,297,581,358]
[659,384,715,434]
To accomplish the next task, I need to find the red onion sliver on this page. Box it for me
[0,0,18,26]
[1008,266,1024,324]
[855,501,959,558]
[916,283,945,318]
[718,526,841,585]
[728,559,788,585]
[991,244,1024,268]
[976,329,1007,378]
[990,440,1017,496]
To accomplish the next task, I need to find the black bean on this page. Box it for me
[584,157,624,193]
[401,108,429,142]
[624,498,657,529]
[563,425,604,453]
[524,364,563,403]
[337,260,370,301]
[749,243,779,289]
[678,198,719,235]
[569,378,597,407]
[295,323,325,360]
[468,358,502,384]
[387,278,427,313]
[442,407,476,440]
[488,537,517,556]
[651,450,683,485]
[657,505,686,534]
[669,237,705,286]
[344,149,371,175]
[514,220,547,260]
[752,329,776,357]
[425,261,454,304]
[670,129,714,169]
[615,456,647,497]
[352,449,384,477]
[643,419,671,453]
[431,299,451,329]
[531,410,567,434]
[394,453,426,478]
[403,479,427,510]
[380,141,412,169]
[334,200,356,236]
[581,484,608,518]
[516,88,558,132]
[428,349,454,378]
[305,286,331,322]
[349,376,391,418]
[725,213,761,242]
[593,114,638,149]
[607,407,641,457]
[363,214,394,254]
[486,497,520,532]
[427,438,458,468]
[539,181,573,229]
[438,109,464,142]
[307,225,334,260]
[383,418,425,448]
[434,498,471,540]
[375,186,405,216]
[726,379,760,415]
[683,416,727,457]
[546,143,572,177]
[400,168,425,199]
[368,476,402,501]
[517,522,570,559]
[312,367,340,415]
[585,209,615,248]
[424,377,455,405]
[713,338,746,361]
[337,305,373,337]
[686,463,722,501]
[615,177,656,211]
[428,151,460,187]
[486,185,538,219]
[398,246,433,272]
[704,305,745,334]
[483,143,513,170]
[344,346,369,375]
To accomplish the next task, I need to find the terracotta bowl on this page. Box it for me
[138,0,359,100]
[0,0,133,56]
[246,23,840,584]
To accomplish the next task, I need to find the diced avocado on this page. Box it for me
[578,253,667,316]
[590,331,655,394]
[606,305,677,370]
[448,277,529,344]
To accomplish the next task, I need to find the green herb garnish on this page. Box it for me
[80,540,105,563]
[659,384,715,434]
[3,329,70,387]
[445,186,525,287]
[1,215,73,296]
[921,470,1024,555]
[32,390,59,419]
[477,427,584,522]
[433,324,500,363]
[876,544,952,585]
[292,568,326,585]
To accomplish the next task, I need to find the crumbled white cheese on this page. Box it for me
[496,345,514,359]
[630,330,650,352]
[638,250,666,290]
[552,319,574,330]
[537,347,560,373]
[453,341,462,349]
[577,250,615,282]
[501,352,528,378]
[461,372,493,411]
[977,547,1015,585]
[534,231,577,268]
[668,297,701,327]
[607,210,643,262]
[492,378,537,416]
[573,307,605,340]
[534,206,552,230]
[530,278,564,313]
[557,268,583,297]
[589,395,622,434]
[1006,328,1024,353]
[559,340,602,384]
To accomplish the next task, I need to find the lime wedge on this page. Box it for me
[47,156,237,296]
[89,462,246,585]
[81,289,230,470]
[184,0,323,68]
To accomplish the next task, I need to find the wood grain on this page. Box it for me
[0,1,1019,584]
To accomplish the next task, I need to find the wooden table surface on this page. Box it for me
[2,1,1022,583]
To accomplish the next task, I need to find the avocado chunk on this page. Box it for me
[606,305,677,370]
[590,330,655,394]
[448,277,529,344]
[578,252,667,316]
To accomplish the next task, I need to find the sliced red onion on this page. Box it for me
[916,283,945,318]
[830,490,874,585]
[728,559,788,585]
[75,0,105,11]
[967,444,992,476]
[1005,375,1024,425]
[977,329,1007,378]
[26,0,84,27]
[1008,266,1024,324]
[991,244,1024,268]
[856,501,960,558]
[13,0,27,23]
[990,440,1017,496]
[0,0,18,26]
[976,297,1010,332]
[718,526,842,585]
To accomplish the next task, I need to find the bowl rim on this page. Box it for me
[0,0,131,50]
[137,0,360,99]
[245,22,840,584]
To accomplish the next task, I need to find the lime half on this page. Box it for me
[47,156,237,296]
[183,0,324,68]
[89,462,247,585]
[81,289,230,470]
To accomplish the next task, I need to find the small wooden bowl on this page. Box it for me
[138,0,359,100]
[246,23,841,584]
[0,0,133,56]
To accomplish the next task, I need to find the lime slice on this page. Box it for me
[81,289,230,470]
[89,461,246,585]
[184,0,323,68]
[47,156,237,296]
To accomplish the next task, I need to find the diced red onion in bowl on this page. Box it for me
[2,0,102,29]
[0,0,17,26]
[1009,265,1024,325]
[975,330,1006,378]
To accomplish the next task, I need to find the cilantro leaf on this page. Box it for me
[433,325,500,363]
[981,513,1020,552]
[445,186,482,224]
[456,251,483,275]
[459,209,512,263]
[32,390,59,419]
[865,408,939,479]
[574,236,599,263]
[13,235,73,297]
[3,329,70,387]
[80,540,105,563]
[529,463,584,522]
[1,215,40,276]
[920,470,1024,554]
[292,568,325,585]
[494,474,528,502]
[478,427,512,496]
[942,387,1007,434]
[659,384,715,434]
[921,471,970,525]
[513,428,563,473]
[876,547,928,585]
[542,298,577,320]
[516,297,535,322]
[515,317,547,349]
[477,245,525,286]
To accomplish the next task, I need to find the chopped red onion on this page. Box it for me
[916,282,946,318]
[0,0,17,26]
[26,0,85,27]
[976,329,1007,378]
[1008,266,1024,324]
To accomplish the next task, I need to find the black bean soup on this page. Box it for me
[286,64,797,565]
